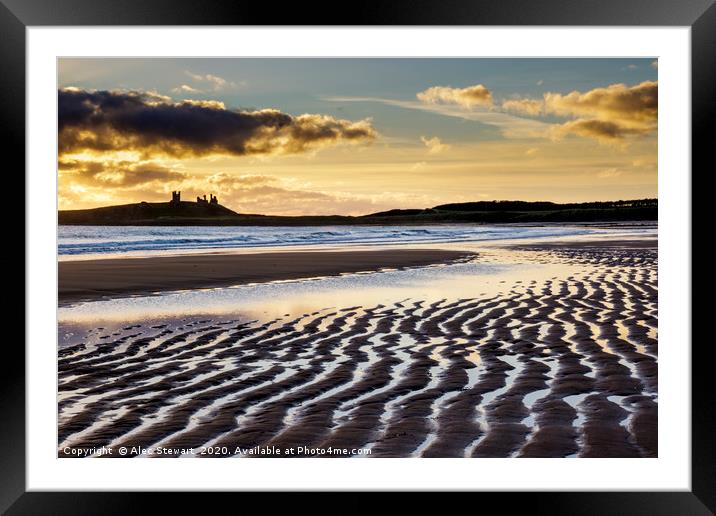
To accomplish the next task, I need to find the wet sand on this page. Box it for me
[58,240,657,458]
[59,249,474,304]
[512,238,657,250]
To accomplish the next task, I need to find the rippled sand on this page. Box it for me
[58,242,657,458]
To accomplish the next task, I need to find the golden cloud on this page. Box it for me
[420,136,450,154]
[544,81,657,127]
[501,98,544,116]
[57,163,415,216]
[205,172,277,188]
[502,81,657,143]
[58,88,377,159]
[416,84,493,109]
[59,158,187,188]
[171,84,202,94]
[597,167,623,178]
[549,119,652,142]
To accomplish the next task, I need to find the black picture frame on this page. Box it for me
[5,0,713,511]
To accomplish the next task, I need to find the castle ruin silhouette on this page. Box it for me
[169,191,218,206]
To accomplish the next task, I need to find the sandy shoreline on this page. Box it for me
[58,238,657,458]
[59,248,474,304]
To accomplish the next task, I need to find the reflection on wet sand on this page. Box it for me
[58,237,657,458]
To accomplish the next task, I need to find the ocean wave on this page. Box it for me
[57,224,631,256]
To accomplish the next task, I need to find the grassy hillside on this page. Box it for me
[59,201,238,225]
[59,199,657,226]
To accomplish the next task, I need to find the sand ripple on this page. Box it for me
[58,246,657,458]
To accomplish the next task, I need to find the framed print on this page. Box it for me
[6,0,714,510]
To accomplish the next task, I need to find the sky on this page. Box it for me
[58,58,658,216]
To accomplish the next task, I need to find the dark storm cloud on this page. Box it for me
[58,88,377,158]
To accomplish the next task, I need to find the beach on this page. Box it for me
[57,225,657,458]
[58,249,474,304]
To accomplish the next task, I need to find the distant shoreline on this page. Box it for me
[58,199,657,226]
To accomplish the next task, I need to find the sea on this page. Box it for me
[57,223,657,259]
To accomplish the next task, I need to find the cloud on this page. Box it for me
[550,119,650,142]
[326,80,657,144]
[545,81,657,142]
[176,98,226,109]
[323,96,551,139]
[193,173,329,212]
[206,172,277,188]
[499,81,658,143]
[59,158,187,188]
[651,60,658,69]
[184,71,245,92]
[58,88,377,159]
[194,175,436,216]
[171,84,202,94]
[221,187,421,217]
[502,98,544,116]
[597,167,622,178]
[58,156,440,216]
[543,81,657,127]
[59,163,431,216]
[416,84,493,108]
[420,136,450,154]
